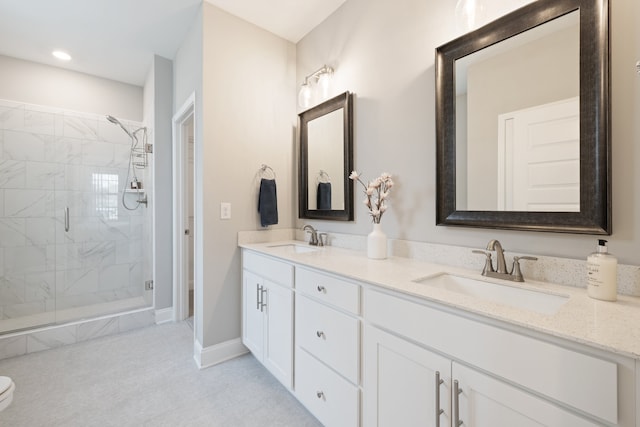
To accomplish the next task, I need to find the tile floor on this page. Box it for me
[0,321,321,426]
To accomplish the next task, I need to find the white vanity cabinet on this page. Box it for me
[451,362,602,427]
[241,251,294,389]
[240,245,638,427]
[363,325,452,427]
[363,288,630,427]
[363,325,599,427]
[293,267,361,427]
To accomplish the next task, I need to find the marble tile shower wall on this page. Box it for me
[0,99,152,327]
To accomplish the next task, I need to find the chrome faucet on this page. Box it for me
[303,224,319,246]
[473,239,538,282]
[486,239,508,274]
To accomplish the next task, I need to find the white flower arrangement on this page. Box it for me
[349,171,394,224]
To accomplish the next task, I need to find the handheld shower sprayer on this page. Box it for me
[106,115,134,139]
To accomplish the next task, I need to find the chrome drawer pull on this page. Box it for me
[317,285,326,293]
[316,331,325,339]
[260,288,267,312]
[454,380,463,426]
[435,371,444,427]
[256,284,261,310]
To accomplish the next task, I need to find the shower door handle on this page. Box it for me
[64,207,70,232]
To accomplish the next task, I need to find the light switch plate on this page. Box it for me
[220,202,231,219]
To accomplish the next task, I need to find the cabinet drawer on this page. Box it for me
[295,348,359,427]
[364,288,618,424]
[296,267,359,314]
[243,250,293,287]
[296,294,359,384]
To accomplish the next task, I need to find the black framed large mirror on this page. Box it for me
[436,0,610,234]
[299,91,354,221]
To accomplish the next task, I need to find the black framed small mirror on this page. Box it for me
[436,0,610,234]
[299,91,354,221]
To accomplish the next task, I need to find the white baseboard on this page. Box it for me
[194,337,248,369]
[155,307,173,324]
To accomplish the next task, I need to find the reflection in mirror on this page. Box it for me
[299,91,354,221]
[456,11,580,212]
[307,108,345,210]
[436,0,611,234]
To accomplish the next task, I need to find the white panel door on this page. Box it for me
[453,362,601,427]
[242,270,264,359]
[363,325,451,427]
[263,280,293,389]
[498,97,579,211]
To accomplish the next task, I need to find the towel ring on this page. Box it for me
[316,170,331,184]
[259,164,276,179]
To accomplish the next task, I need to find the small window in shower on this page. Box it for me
[92,173,119,220]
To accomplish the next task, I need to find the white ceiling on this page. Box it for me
[204,0,347,43]
[0,0,346,87]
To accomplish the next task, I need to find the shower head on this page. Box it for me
[106,115,133,139]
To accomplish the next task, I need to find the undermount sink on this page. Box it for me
[267,243,319,254]
[413,273,569,315]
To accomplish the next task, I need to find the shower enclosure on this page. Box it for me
[0,99,153,335]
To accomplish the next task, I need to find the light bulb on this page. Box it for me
[455,0,486,32]
[317,71,332,101]
[298,83,312,109]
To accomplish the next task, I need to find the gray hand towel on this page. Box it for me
[258,178,278,227]
[317,182,332,210]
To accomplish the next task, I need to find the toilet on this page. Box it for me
[0,376,15,412]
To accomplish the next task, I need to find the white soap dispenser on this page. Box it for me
[587,239,617,301]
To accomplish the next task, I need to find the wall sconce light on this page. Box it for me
[298,65,334,109]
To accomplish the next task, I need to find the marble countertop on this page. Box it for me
[240,240,640,360]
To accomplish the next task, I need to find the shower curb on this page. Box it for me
[0,307,156,361]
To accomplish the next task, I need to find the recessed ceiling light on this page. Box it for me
[52,50,72,61]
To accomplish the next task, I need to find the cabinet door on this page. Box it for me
[242,270,264,359]
[452,362,602,427]
[363,325,451,427]
[263,280,293,389]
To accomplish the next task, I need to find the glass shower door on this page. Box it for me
[1,101,151,335]
[53,114,149,324]
[0,101,58,334]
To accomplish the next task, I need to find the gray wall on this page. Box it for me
[149,55,174,310]
[174,6,204,343]
[295,0,640,265]
[0,54,142,120]
[174,5,203,116]
[200,3,296,348]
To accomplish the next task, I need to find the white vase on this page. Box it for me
[367,223,387,260]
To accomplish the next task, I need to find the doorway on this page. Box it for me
[186,116,195,321]
[173,94,196,326]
